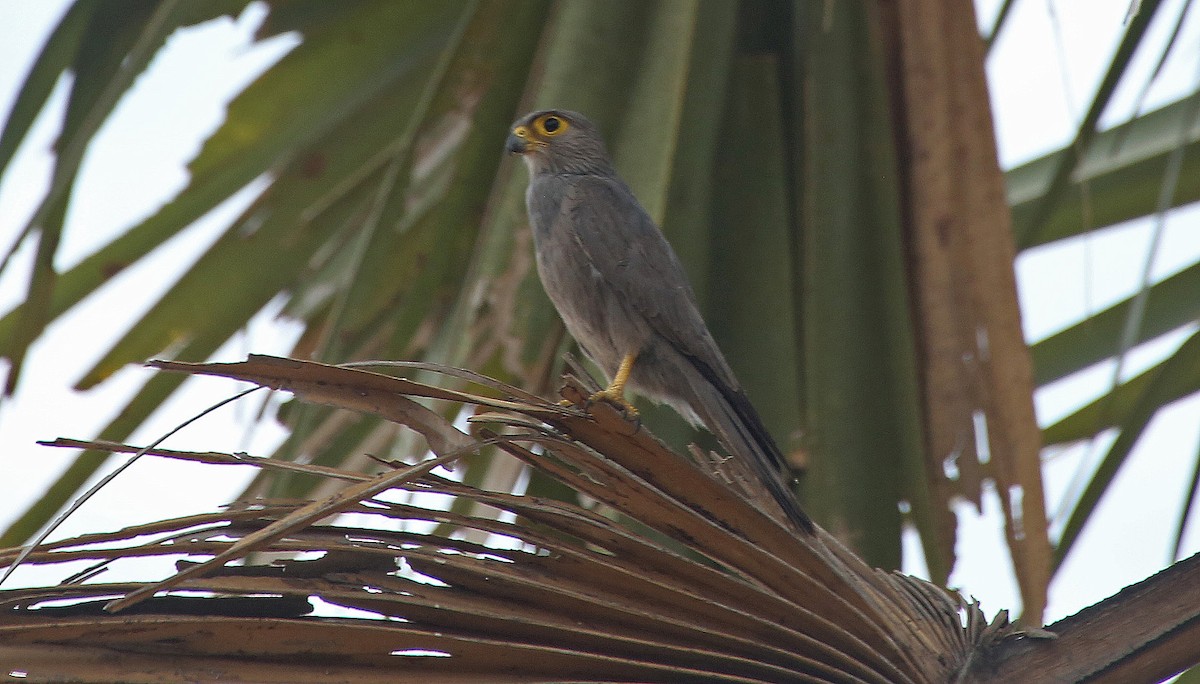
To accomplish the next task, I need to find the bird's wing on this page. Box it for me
[561,176,740,389]
[561,176,810,532]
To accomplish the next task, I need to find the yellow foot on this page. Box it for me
[587,387,639,418]
[584,352,639,418]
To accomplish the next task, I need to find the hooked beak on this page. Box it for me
[506,124,531,154]
[505,133,528,155]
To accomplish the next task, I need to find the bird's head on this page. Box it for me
[506,110,614,176]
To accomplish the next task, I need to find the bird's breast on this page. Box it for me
[525,177,638,375]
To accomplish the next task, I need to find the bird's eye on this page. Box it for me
[537,115,567,136]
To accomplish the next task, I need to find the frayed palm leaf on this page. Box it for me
[2,355,1024,682]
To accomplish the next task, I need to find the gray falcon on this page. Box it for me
[506,109,812,534]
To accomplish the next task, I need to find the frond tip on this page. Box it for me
[0,355,1008,682]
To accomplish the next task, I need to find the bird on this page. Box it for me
[505,109,813,534]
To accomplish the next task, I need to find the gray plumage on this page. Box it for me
[506,109,812,534]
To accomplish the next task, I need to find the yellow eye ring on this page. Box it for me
[535,115,568,136]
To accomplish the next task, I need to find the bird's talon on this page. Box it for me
[587,389,639,419]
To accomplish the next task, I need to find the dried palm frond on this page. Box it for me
[0,355,1011,683]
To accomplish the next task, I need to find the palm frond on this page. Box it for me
[0,356,1005,683]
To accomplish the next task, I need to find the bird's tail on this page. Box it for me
[675,361,814,535]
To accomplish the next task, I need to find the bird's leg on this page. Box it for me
[589,352,639,417]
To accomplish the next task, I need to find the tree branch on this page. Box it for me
[969,551,1200,682]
